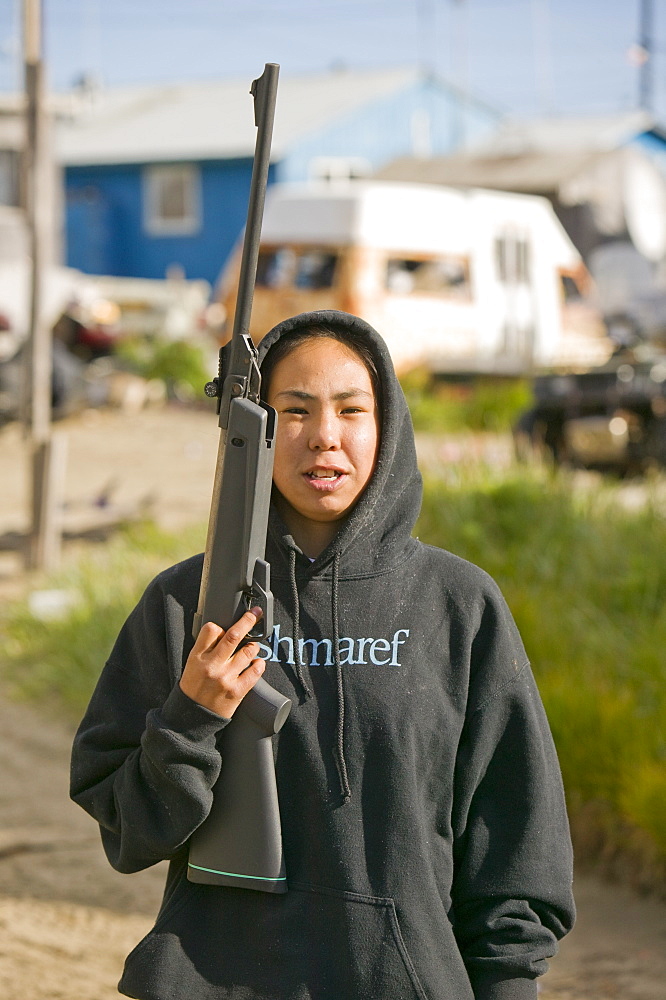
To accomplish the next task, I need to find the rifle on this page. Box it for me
[187,63,292,893]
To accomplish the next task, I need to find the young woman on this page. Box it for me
[71,310,575,1000]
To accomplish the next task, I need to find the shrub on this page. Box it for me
[400,369,533,432]
[115,335,212,399]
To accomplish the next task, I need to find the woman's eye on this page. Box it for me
[284,407,308,415]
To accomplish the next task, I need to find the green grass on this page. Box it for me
[0,520,205,713]
[417,467,666,876]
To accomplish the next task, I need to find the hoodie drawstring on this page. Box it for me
[289,547,312,699]
[287,547,351,803]
[331,551,351,802]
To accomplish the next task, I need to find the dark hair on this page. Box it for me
[260,324,382,409]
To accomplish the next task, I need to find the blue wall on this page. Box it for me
[65,158,276,288]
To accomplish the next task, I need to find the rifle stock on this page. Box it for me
[187,63,291,892]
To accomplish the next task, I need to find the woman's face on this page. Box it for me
[266,338,380,541]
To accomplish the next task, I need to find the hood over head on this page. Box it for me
[258,310,422,578]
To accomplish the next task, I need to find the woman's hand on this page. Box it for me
[179,607,266,719]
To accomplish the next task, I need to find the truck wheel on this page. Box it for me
[513,409,563,466]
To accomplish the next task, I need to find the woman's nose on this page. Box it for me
[309,414,340,451]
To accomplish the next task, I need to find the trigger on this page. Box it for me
[247,558,273,638]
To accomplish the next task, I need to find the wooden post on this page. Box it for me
[30,431,68,570]
[23,0,64,571]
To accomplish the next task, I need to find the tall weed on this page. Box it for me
[417,468,666,865]
[0,521,205,712]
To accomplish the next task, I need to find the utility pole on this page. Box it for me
[23,0,65,571]
[638,0,654,112]
[531,0,555,115]
[417,0,436,78]
[450,0,470,152]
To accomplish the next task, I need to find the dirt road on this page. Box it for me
[1,405,665,999]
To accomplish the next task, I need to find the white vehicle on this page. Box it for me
[0,261,211,422]
[218,181,609,374]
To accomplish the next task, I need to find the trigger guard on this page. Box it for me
[245,591,273,639]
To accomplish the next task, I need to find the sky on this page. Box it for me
[0,0,663,121]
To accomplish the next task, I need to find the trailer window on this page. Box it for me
[386,257,469,297]
[256,249,295,288]
[560,274,583,302]
[294,251,338,290]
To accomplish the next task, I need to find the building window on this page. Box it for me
[143,164,201,236]
[0,149,21,207]
[386,256,470,298]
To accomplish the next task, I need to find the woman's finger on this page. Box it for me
[214,607,263,656]
[231,641,260,674]
[236,658,266,694]
[194,620,224,652]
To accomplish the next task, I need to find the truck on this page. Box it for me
[216,180,610,376]
[514,292,666,473]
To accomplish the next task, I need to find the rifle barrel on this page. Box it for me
[232,63,279,347]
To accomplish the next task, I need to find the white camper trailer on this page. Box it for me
[218,181,609,374]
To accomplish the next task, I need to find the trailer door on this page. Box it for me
[493,229,536,368]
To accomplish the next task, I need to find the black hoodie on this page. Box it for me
[71,311,575,1000]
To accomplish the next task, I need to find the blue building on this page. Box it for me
[56,68,500,288]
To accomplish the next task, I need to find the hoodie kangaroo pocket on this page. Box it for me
[121,879,428,1000]
[286,881,428,1000]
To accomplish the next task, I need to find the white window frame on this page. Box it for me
[143,163,201,236]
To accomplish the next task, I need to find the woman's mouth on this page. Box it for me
[303,469,347,492]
